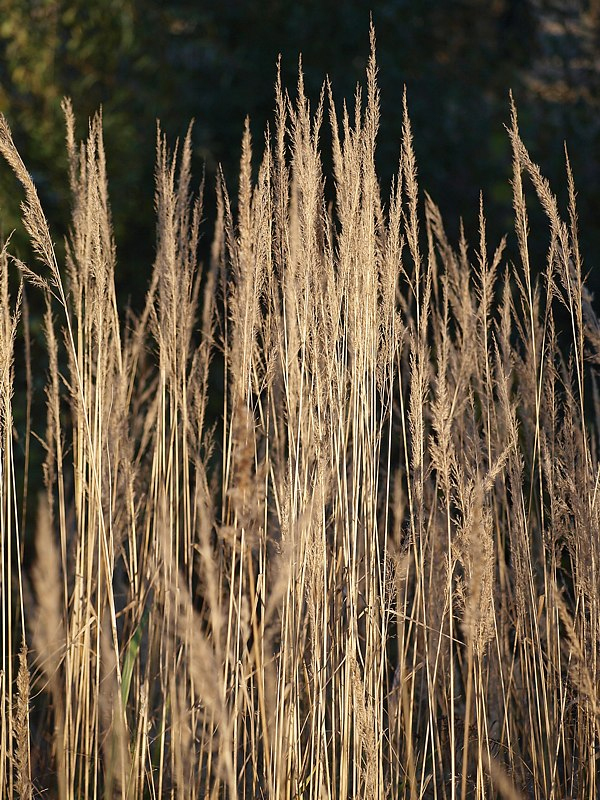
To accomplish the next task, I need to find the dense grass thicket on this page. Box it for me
[1,34,599,798]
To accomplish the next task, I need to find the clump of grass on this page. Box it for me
[1,26,599,799]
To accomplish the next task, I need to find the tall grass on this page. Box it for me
[1,30,599,798]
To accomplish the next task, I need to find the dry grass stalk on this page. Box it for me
[13,643,31,800]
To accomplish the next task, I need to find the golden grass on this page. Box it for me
[1,29,599,799]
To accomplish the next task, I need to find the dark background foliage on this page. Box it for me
[1,0,599,299]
